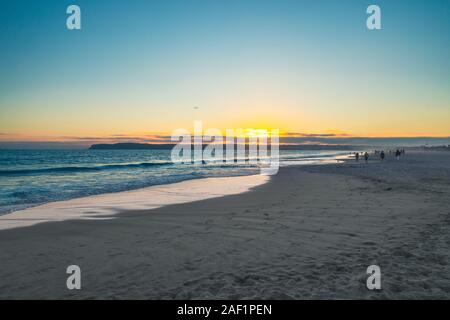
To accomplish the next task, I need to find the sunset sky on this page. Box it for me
[0,0,449,146]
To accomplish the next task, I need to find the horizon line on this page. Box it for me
[1,136,449,150]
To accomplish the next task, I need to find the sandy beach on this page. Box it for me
[0,151,449,299]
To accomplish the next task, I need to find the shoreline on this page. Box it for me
[0,153,349,231]
[0,173,270,231]
[0,151,349,218]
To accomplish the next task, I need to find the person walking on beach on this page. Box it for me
[380,151,385,161]
[395,149,401,160]
[355,152,359,162]
[364,152,369,163]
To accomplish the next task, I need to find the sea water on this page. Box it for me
[0,149,348,215]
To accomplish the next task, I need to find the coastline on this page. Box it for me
[0,173,270,231]
[0,151,449,299]
[0,149,348,217]
[0,151,349,230]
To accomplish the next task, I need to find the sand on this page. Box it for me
[0,151,449,299]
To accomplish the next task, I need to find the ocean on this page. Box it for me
[0,149,349,215]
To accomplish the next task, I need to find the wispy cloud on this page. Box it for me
[2,130,449,150]
[58,134,173,143]
[282,132,350,138]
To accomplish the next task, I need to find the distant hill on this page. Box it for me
[89,143,176,150]
[89,143,354,150]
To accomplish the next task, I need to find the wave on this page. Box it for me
[0,161,174,176]
[278,152,344,160]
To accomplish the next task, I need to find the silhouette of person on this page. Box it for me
[380,151,385,161]
[355,152,359,162]
[364,152,369,163]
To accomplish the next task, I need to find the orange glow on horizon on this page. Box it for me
[1,129,450,145]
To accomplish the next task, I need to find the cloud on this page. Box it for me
[282,132,350,138]
[1,132,354,146]
[55,134,174,144]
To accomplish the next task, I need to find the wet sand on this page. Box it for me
[0,174,269,230]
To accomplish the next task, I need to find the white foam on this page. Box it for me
[0,174,269,230]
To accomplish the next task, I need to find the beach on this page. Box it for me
[0,150,449,299]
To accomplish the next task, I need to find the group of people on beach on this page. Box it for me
[354,149,405,163]
[354,152,369,163]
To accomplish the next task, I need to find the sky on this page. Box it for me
[0,0,449,147]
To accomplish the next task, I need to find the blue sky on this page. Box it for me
[0,0,449,145]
